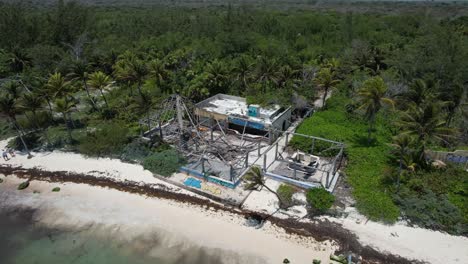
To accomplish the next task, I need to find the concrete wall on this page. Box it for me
[180,166,242,189]
[270,107,292,131]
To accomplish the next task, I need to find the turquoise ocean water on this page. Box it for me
[0,209,225,264]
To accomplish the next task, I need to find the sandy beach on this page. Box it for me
[1,138,468,264]
[0,175,334,264]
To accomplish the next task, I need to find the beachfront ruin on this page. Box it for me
[139,93,343,195]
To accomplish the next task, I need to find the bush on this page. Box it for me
[143,149,186,177]
[120,140,152,162]
[18,181,30,190]
[394,189,467,235]
[0,178,3,183]
[78,122,130,157]
[277,184,296,208]
[7,132,41,151]
[52,187,61,192]
[306,187,335,214]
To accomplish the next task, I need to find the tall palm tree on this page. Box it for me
[277,65,299,90]
[397,102,456,164]
[6,48,32,73]
[148,59,170,93]
[54,97,76,143]
[20,92,44,129]
[255,56,279,94]
[0,94,32,157]
[88,71,112,109]
[113,54,147,97]
[356,76,394,144]
[68,60,97,110]
[3,81,22,99]
[46,72,72,99]
[243,166,284,208]
[388,133,415,191]
[232,55,253,94]
[131,91,154,130]
[314,67,339,108]
[206,60,229,95]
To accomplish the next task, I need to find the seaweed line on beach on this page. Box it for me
[0,164,422,264]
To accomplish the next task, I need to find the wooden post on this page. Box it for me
[263,154,267,171]
[275,143,278,160]
[311,138,315,154]
[245,152,249,167]
[158,120,163,140]
[326,171,330,188]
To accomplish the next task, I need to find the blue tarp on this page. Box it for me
[184,177,202,189]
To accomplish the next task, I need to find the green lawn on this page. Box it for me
[291,94,400,222]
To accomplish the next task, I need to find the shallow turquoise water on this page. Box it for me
[0,209,223,264]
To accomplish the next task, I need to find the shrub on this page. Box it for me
[78,122,129,157]
[306,187,335,214]
[18,181,30,190]
[7,132,41,151]
[0,178,3,183]
[143,149,186,177]
[277,184,296,208]
[52,187,61,192]
[394,190,467,235]
[120,140,152,162]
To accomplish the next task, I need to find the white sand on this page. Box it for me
[325,208,468,264]
[242,179,468,264]
[0,139,195,197]
[3,138,468,264]
[0,175,335,264]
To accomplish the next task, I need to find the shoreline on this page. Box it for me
[1,138,466,264]
[0,165,415,264]
[0,173,334,264]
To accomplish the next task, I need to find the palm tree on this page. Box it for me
[243,166,284,208]
[68,60,98,110]
[113,54,147,97]
[206,60,229,95]
[232,55,253,94]
[3,81,22,99]
[388,133,415,191]
[20,92,44,129]
[397,102,456,165]
[54,97,76,143]
[356,76,394,144]
[6,48,32,73]
[277,65,299,90]
[314,67,339,108]
[87,71,112,109]
[46,72,72,99]
[0,94,32,157]
[148,59,170,93]
[255,56,279,94]
[131,91,154,130]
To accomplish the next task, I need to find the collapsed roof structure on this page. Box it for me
[139,93,343,192]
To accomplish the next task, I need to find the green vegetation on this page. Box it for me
[0,178,3,183]
[306,187,335,214]
[52,187,61,192]
[277,184,296,208]
[142,149,186,177]
[17,181,30,190]
[244,166,286,208]
[0,1,466,233]
[78,122,130,157]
